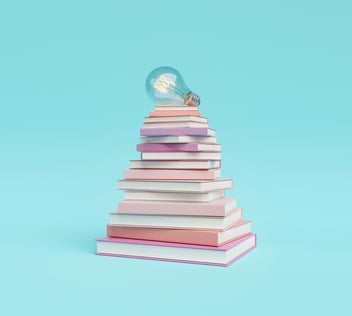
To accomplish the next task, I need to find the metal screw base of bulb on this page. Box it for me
[184,92,201,107]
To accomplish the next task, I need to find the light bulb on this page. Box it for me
[145,66,200,106]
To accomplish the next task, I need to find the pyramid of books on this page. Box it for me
[96,104,256,266]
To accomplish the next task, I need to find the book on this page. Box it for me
[140,135,217,144]
[96,233,256,266]
[141,152,221,160]
[118,198,236,216]
[124,168,220,180]
[143,121,208,128]
[123,190,225,202]
[140,127,215,137]
[130,160,221,169]
[109,208,242,230]
[118,178,233,192]
[106,220,252,246]
[154,105,199,111]
[149,110,200,117]
[137,143,221,152]
[144,116,208,124]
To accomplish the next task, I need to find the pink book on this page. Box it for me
[96,233,256,266]
[107,220,251,246]
[118,197,236,216]
[124,168,220,180]
[149,110,200,117]
[140,127,215,137]
[136,143,221,152]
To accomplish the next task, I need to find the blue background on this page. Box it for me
[0,0,351,315]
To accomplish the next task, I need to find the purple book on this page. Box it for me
[140,127,215,137]
[136,143,221,152]
[96,233,256,266]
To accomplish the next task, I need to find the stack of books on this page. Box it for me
[96,104,256,266]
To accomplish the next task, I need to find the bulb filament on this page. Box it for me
[153,75,183,96]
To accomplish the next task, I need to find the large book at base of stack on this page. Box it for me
[96,105,256,266]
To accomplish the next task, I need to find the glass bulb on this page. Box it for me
[145,66,200,106]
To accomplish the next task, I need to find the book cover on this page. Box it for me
[118,178,233,192]
[149,110,200,117]
[139,135,217,144]
[141,151,221,160]
[129,160,221,169]
[130,160,221,170]
[106,220,251,246]
[109,208,242,230]
[118,197,236,216]
[136,143,221,152]
[154,105,199,111]
[96,233,256,266]
[140,127,215,137]
[124,168,220,180]
[123,190,225,202]
[143,122,208,128]
[144,116,208,124]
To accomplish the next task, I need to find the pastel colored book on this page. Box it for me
[137,143,221,152]
[144,116,208,124]
[123,190,225,202]
[155,101,186,106]
[143,122,208,128]
[141,151,221,160]
[140,127,215,137]
[107,220,251,246]
[129,159,221,169]
[140,135,217,144]
[118,198,236,216]
[124,168,220,180]
[96,233,256,266]
[149,110,200,117]
[118,178,233,192]
[109,208,242,230]
[154,105,199,111]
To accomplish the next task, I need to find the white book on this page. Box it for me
[118,178,233,192]
[140,135,217,144]
[130,160,221,169]
[109,208,242,230]
[96,234,256,266]
[123,190,225,202]
[144,116,208,124]
[140,128,216,137]
[143,121,208,128]
[141,152,221,160]
[137,143,221,152]
[124,168,221,180]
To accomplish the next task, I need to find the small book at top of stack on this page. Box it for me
[96,104,256,266]
[149,105,201,117]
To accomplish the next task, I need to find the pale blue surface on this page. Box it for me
[0,1,351,315]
